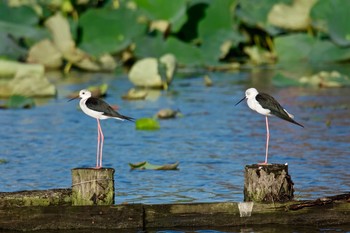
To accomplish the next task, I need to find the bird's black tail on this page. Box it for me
[121,115,135,122]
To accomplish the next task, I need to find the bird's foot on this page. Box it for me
[93,166,103,169]
[258,162,269,165]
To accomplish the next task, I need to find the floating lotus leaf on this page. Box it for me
[134,0,187,32]
[311,0,350,47]
[129,161,179,170]
[275,33,314,62]
[79,7,146,56]
[5,95,35,109]
[135,118,160,130]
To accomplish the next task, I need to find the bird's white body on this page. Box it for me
[245,88,271,116]
[79,96,109,120]
[245,88,294,119]
[78,90,125,121]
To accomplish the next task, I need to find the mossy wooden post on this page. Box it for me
[244,164,294,203]
[71,168,115,206]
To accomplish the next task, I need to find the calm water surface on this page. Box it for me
[1,71,349,205]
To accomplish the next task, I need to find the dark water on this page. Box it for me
[1,70,349,206]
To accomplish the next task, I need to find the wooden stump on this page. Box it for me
[71,168,115,206]
[244,164,294,203]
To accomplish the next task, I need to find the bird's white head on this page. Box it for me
[245,88,258,99]
[79,89,92,99]
[235,87,259,106]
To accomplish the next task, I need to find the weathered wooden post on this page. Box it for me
[244,164,294,203]
[71,168,115,205]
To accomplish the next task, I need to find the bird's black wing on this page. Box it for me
[256,93,303,127]
[85,97,134,122]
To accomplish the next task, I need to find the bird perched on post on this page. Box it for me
[235,88,303,164]
[69,89,134,168]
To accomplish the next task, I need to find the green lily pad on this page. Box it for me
[135,118,160,130]
[0,3,39,26]
[134,0,187,32]
[5,95,35,109]
[310,0,331,32]
[274,33,314,62]
[0,3,48,47]
[311,0,350,47]
[79,7,146,56]
[272,73,301,87]
[129,161,179,170]
[236,0,288,35]
[309,40,350,63]
[198,0,246,64]
[275,33,350,63]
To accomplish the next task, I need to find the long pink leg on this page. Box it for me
[96,119,100,168]
[99,121,104,168]
[264,116,270,164]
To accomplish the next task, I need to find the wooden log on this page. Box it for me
[0,204,143,231]
[0,189,71,207]
[71,168,115,205]
[0,193,349,231]
[244,164,294,203]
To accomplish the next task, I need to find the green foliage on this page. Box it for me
[275,34,314,62]
[311,0,350,47]
[272,73,302,87]
[198,0,246,64]
[5,95,35,109]
[79,7,147,56]
[275,34,350,63]
[134,0,188,32]
[236,0,290,35]
[135,118,160,130]
[0,3,38,26]
[0,3,48,59]
[1,0,350,68]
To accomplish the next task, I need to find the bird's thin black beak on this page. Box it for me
[235,96,246,106]
[68,96,79,102]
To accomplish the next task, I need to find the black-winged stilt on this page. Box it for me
[235,88,303,164]
[69,89,134,168]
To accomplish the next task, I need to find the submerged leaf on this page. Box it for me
[129,161,179,170]
[5,95,35,109]
[135,118,160,130]
[0,159,8,164]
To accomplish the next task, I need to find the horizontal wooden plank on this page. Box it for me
[0,204,143,231]
[0,191,349,231]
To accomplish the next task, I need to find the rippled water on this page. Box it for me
[1,70,349,204]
